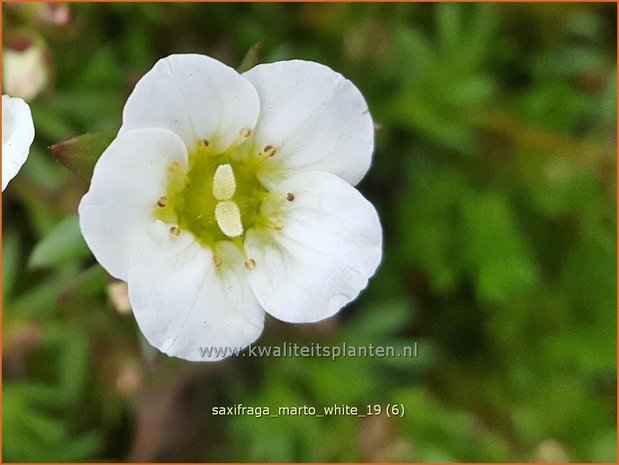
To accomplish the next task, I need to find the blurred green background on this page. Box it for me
[2,2,616,462]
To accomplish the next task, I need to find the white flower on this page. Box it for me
[2,95,35,191]
[79,54,382,361]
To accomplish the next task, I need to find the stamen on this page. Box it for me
[167,161,186,193]
[232,237,255,271]
[239,127,252,138]
[215,200,244,238]
[169,161,181,173]
[169,226,181,236]
[244,258,256,271]
[157,196,168,208]
[212,163,236,201]
[257,191,294,203]
[198,138,209,148]
[213,253,222,268]
[255,217,285,231]
[263,145,276,157]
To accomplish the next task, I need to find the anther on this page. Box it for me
[263,145,276,157]
[157,196,168,208]
[169,161,181,173]
[213,254,222,268]
[169,226,181,236]
[240,127,252,138]
[273,220,284,231]
[286,192,295,202]
[198,138,209,148]
[244,258,256,271]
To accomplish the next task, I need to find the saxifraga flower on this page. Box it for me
[79,54,382,361]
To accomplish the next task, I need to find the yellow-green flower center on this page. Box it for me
[154,139,268,250]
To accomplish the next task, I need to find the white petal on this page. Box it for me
[128,221,264,361]
[243,60,374,186]
[2,95,34,191]
[245,171,382,323]
[78,128,188,280]
[120,54,260,153]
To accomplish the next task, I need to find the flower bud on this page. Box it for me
[3,34,50,101]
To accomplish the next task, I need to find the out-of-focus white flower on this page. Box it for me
[79,54,382,361]
[3,38,49,101]
[2,95,35,191]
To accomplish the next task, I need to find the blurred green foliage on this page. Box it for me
[2,3,616,462]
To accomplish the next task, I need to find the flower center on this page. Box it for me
[153,134,294,270]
